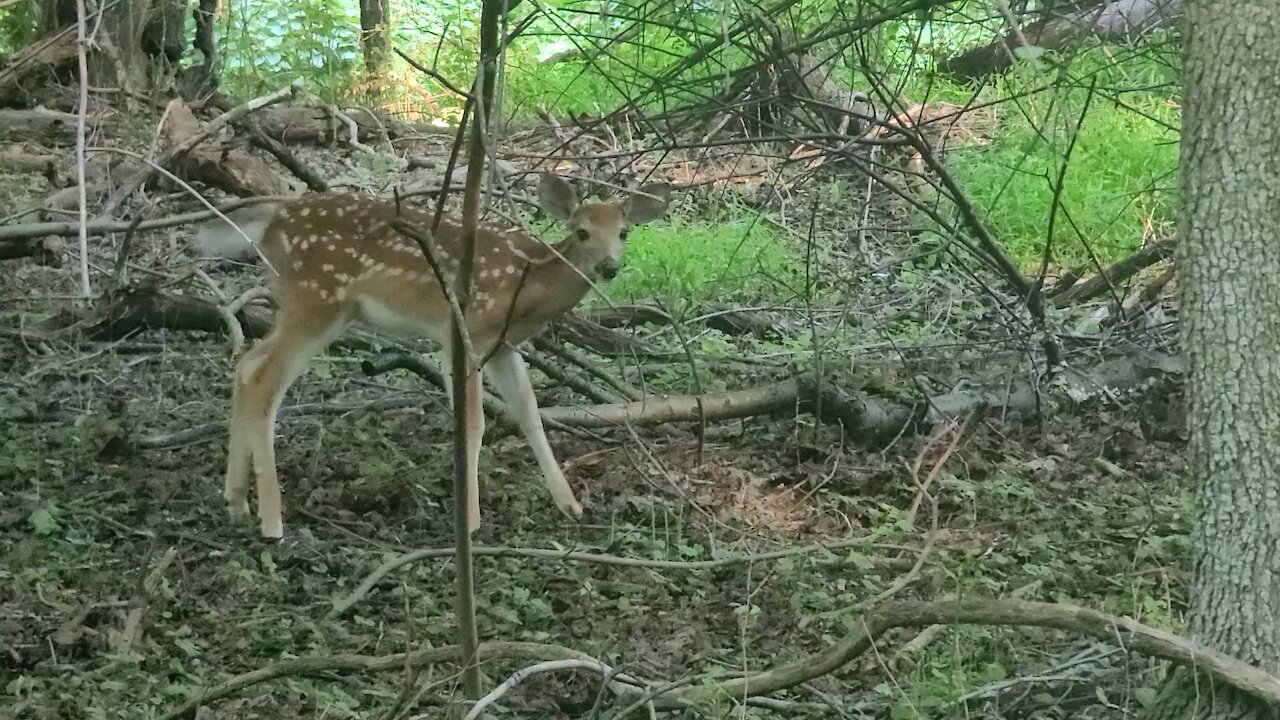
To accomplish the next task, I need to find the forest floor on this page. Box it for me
[0,102,1189,720]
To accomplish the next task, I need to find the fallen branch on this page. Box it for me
[651,598,1280,710]
[0,196,285,242]
[531,336,644,400]
[550,314,681,358]
[135,346,1179,452]
[465,659,649,720]
[0,145,59,173]
[81,286,273,342]
[241,119,328,192]
[1052,237,1176,308]
[159,99,291,197]
[523,348,625,404]
[0,108,79,142]
[0,236,64,265]
[253,105,411,145]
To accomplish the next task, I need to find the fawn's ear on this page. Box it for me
[538,173,578,221]
[623,183,671,226]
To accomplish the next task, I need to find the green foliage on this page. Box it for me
[591,217,801,312]
[945,48,1180,268]
[219,0,362,100]
[0,1,39,57]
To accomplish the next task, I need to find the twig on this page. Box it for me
[74,0,91,297]
[904,418,964,528]
[464,659,652,720]
[219,286,271,356]
[326,104,380,156]
[328,537,879,618]
[156,641,644,720]
[394,48,476,100]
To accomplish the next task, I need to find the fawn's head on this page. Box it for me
[537,173,671,281]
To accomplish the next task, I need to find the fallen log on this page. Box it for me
[253,105,406,145]
[0,107,80,142]
[80,286,273,341]
[160,99,291,197]
[939,0,1180,83]
[0,33,77,104]
[0,144,59,173]
[1052,237,1176,308]
[97,85,298,218]
[0,236,65,265]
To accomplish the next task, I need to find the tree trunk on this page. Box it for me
[359,0,389,98]
[1145,3,1280,719]
[35,0,189,96]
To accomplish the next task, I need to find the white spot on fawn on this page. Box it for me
[299,208,311,217]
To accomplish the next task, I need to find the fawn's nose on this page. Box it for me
[598,259,619,280]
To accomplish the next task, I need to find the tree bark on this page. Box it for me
[359,0,390,98]
[1145,4,1280,719]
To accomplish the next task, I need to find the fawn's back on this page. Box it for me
[249,193,599,353]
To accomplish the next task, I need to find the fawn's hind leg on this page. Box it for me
[227,305,351,538]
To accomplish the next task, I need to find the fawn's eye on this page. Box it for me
[620,229,630,241]
[576,228,590,241]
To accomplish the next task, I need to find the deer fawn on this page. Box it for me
[197,173,672,539]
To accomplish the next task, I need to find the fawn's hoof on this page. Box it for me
[559,499,584,519]
[226,498,251,518]
[259,517,284,541]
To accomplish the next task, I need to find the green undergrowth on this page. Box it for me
[949,103,1178,270]
[944,48,1181,270]
[585,217,803,313]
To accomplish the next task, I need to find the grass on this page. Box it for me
[940,47,1181,270]
[948,100,1178,270]
[585,217,803,313]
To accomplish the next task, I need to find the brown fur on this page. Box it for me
[215,175,671,538]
